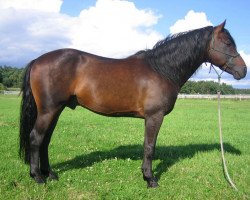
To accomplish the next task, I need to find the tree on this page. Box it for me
[0,66,24,88]
[0,83,6,90]
[0,67,2,83]
[180,80,238,94]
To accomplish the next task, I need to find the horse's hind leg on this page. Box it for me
[39,108,63,180]
[29,108,62,183]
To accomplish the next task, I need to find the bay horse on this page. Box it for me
[19,21,247,187]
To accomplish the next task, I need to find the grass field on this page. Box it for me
[0,95,249,199]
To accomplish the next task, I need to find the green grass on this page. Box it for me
[0,95,249,199]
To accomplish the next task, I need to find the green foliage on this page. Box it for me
[0,70,2,83]
[0,66,24,88]
[0,95,249,199]
[235,88,250,94]
[0,83,6,90]
[181,81,236,94]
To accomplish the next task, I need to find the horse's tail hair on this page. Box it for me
[19,60,37,164]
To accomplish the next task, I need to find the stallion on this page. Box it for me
[19,21,247,187]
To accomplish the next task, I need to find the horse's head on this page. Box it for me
[207,20,247,80]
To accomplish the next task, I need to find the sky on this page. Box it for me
[0,0,250,88]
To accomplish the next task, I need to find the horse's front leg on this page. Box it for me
[142,111,164,188]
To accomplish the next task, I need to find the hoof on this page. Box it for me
[147,178,159,188]
[48,171,59,181]
[41,170,59,181]
[35,176,46,184]
[30,173,46,184]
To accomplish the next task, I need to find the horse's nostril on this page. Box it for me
[244,66,247,74]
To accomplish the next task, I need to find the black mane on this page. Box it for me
[144,26,214,86]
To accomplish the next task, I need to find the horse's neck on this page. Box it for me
[154,45,205,87]
[170,49,205,87]
[146,29,212,88]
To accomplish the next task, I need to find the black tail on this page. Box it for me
[19,60,37,164]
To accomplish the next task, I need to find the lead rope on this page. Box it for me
[210,64,238,191]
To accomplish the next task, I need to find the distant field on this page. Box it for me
[0,95,249,199]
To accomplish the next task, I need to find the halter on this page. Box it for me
[208,32,240,72]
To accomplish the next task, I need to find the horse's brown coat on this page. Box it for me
[19,22,247,187]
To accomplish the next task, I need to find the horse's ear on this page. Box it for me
[214,20,226,33]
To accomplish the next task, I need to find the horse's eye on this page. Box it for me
[225,40,232,46]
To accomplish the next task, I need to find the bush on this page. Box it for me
[0,83,6,90]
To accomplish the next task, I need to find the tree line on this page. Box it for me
[0,66,25,90]
[0,66,250,94]
[179,80,250,94]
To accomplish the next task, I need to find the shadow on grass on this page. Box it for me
[53,143,240,180]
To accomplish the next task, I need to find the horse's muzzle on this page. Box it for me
[233,66,247,80]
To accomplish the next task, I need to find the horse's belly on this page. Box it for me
[75,79,144,117]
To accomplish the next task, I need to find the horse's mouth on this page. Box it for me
[233,71,242,80]
[232,67,247,80]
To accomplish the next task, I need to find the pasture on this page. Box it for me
[0,95,249,199]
